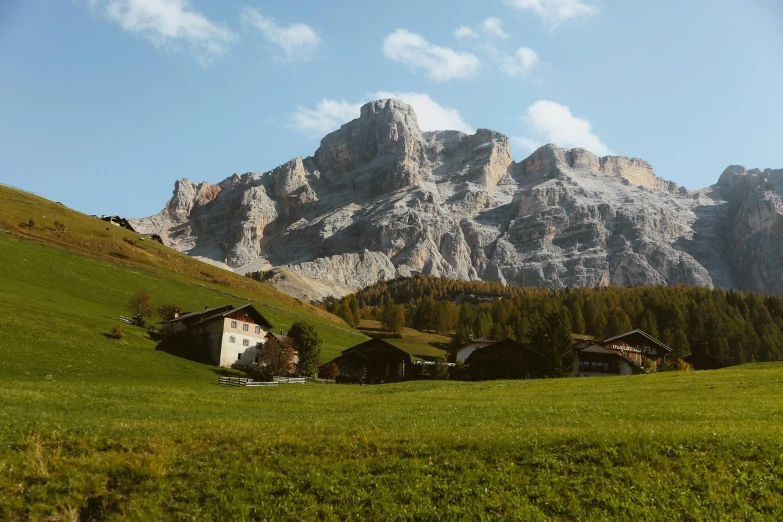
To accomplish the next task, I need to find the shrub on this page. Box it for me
[27,218,35,227]
[318,362,339,380]
[676,359,694,372]
[110,324,125,340]
[129,292,154,325]
[157,304,182,322]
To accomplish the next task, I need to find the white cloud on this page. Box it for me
[241,7,319,62]
[515,100,611,155]
[454,26,480,39]
[502,0,599,31]
[382,29,481,82]
[289,92,474,136]
[497,47,539,76]
[288,99,363,137]
[373,91,474,134]
[482,18,511,39]
[88,0,236,66]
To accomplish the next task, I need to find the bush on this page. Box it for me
[676,359,694,372]
[318,362,339,380]
[246,363,273,382]
[157,304,182,322]
[110,324,125,340]
[27,218,35,227]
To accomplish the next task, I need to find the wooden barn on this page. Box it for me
[574,329,672,377]
[324,338,412,384]
[683,352,725,371]
[465,338,548,380]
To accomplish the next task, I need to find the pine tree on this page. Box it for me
[527,306,574,377]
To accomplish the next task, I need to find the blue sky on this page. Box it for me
[1,0,782,217]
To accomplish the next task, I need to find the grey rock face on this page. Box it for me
[131,99,783,299]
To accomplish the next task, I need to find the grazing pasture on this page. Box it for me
[1,186,782,520]
[1,364,782,520]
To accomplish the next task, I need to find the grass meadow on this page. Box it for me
[1,185,782,520]
[1,365,782,520]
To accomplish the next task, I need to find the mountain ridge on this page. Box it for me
[131,99,783,300]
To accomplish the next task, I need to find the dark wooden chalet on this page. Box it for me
[683,352,725,371]
[465,338,548,380]
[598,329,672,368]
[325,338,412,384]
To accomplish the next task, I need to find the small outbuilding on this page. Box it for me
[683,352,725,371]
[324,338,412,384]
[465,338,548,380]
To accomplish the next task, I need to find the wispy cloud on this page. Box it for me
[482,18,511,39]
[382,29,481,82]
[514,100,611,155]
[88,0,236,66]
[495,47,539,77]
[289,92,474,136]
[241,7,320,62]
[289,99,361,137]
[453,26,480,39]
[502,0,599,31]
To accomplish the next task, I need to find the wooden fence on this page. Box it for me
[218,377,278,387]
[272,376,306,384]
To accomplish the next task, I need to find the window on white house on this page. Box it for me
[229,336,235,343]
[243,324,249,331]
[231,321,237,328]
[255,326,261,334]
[237,353,242,360]
[243,339,249,346]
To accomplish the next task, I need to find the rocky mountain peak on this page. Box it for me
[131,98,783,300]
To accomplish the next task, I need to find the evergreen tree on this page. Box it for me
[569,303,586,334]
[288,321,323,377]
[639,309,659,338]
[527,306,574,377]
[670,329,690,361]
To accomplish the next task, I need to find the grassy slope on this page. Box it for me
[358,319,450,359]
[1,185,782,520]
[0,364,781,520]
[0,185,362,362]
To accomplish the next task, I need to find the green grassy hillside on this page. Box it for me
[0,362,781,520]
[0,185,366,365]
[2,184,782,520]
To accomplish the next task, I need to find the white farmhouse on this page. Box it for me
[160,304,274,368]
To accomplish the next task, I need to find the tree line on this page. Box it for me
[324,276,783,366]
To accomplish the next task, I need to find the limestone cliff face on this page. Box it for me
[131,99,783,300]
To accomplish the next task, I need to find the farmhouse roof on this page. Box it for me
[601,329,672,353]
[465,338,547,364]
[167,304,274,329]
[165,305,235,324]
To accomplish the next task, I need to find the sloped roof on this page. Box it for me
[165,305,235,324]
[465,338,547,364]
[601,329,672,353]
[167,304,274,330]
[580,344,641,368]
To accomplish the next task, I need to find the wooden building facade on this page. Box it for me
[574,329,672,377]
[465,338,548,380]
[325,338,412,384]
